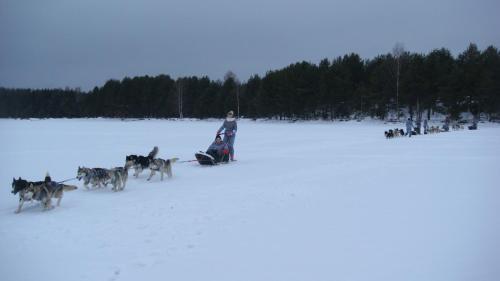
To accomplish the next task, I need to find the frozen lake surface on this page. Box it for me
[0,118,499,281]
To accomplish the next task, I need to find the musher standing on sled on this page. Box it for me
[406,117,413,137]
[217,110,237,161]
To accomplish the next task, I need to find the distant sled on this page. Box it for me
[468,123,478,130]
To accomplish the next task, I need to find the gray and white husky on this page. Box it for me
[77,167,111,189]
[147,158,179,181]
[108,166,128,191]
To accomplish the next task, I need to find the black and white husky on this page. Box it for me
[147,158,179,181]
[77,167,111,189]
[11,176,77,213]
[108,167,128,191]
[125,146,159,177]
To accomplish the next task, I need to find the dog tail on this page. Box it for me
[148,146,159,159]
[62,184,78,191]
[170,157,179,164]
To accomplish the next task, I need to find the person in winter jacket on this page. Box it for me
[206,135,229,163]
[469,116,478,130]
[415,117,422,134]
[217,110,237,161]
[443,116,450,131]
[406,118,413,137]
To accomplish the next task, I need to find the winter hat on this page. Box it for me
[215,134,222,140]
[44,172,51,183]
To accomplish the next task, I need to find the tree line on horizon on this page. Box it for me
[1,43,499,120]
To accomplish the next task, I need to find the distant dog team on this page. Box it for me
[385,120,468,139]
[384,128,405,139]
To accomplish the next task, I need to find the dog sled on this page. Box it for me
[468,122,478,130]
[195,151,229,166]
[195,133,231,165]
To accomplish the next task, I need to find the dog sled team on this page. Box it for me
[385,116,472,139]
[10,111,238,213]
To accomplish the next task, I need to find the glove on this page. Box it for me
[223,149,229,154]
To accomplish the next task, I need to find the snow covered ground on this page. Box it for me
[0,118,499,281]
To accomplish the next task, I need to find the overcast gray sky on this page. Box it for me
[1,0,499,90]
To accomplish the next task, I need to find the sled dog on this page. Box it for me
[77,167,111,189]
[125,146,159,177]
[385,129,394,138]
[108,166,128,191]
[147,158,179,181]
[11,177,77,213]
[429,126,440,134]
